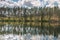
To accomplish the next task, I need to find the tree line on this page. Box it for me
[0,7,60,17]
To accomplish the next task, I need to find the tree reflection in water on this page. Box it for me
[0,22,60,40]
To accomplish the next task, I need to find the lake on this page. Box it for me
[0,22,60,40]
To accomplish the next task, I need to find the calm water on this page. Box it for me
[0,22,60,40]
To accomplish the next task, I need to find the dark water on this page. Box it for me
[0,22,60,40]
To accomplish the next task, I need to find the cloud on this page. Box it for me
[0,0,60,8]
[31,0,41,7]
